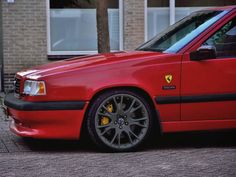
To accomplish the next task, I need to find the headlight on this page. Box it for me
[23,80,46,96]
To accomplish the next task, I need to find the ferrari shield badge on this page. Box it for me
[165,74,173,84]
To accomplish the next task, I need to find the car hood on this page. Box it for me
[17,51,167,79]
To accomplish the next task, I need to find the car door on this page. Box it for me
[181,14,236,121]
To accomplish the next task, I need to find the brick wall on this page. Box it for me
[2,0,48,91]
[123,0,145,50]
[1,0,146,91]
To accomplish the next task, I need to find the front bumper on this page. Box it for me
[3,93,88,139]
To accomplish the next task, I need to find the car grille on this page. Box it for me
[14,77,21,97]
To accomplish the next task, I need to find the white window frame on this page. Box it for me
[144,0,148,41]
[46,0,123,55]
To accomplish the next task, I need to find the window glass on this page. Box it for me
[50,0,118,9]
[138,10,227,53]
[147,0,169,39]
[147,0,236,40]
[148,0,169,7]
[203,17,236,58]
[175,0,236,7]
[49,0,120,54]
[175,7,205,22]
[175,0,236,22]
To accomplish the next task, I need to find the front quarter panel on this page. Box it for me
[52,54,180,121]
[24,53,182,122]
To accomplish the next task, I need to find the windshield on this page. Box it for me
[137,10,228,53]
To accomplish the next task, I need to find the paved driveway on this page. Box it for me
[0,109,236,177]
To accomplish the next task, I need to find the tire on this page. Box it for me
[87,89,153,152]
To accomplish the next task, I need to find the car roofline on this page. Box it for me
[202,6,236,12]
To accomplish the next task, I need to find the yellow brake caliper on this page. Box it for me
[101,104,113,126]
[107,104,113,113]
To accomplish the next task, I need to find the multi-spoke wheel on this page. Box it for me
[87,90,153,152]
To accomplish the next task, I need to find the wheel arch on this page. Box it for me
[80,86,162,139]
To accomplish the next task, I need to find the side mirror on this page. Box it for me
[190,45,216,61]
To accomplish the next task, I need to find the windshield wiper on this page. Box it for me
[137,48,164,52]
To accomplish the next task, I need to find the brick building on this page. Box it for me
[0,0,235,91]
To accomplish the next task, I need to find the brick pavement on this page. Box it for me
[0,93,236,177]
[0,106,31,153]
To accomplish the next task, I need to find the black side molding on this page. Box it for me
[155,96,180,104]
[4,93,86,111]
[156,93,236,104]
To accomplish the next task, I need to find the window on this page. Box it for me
[146,0,205,40]
[47,0,123,55]
[175,0,236,21]
[202,17,236,58]
[147,0,170,40]
[138,10,226,53]
[146,0,236,41]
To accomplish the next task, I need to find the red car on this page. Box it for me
[4,6,236,151]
